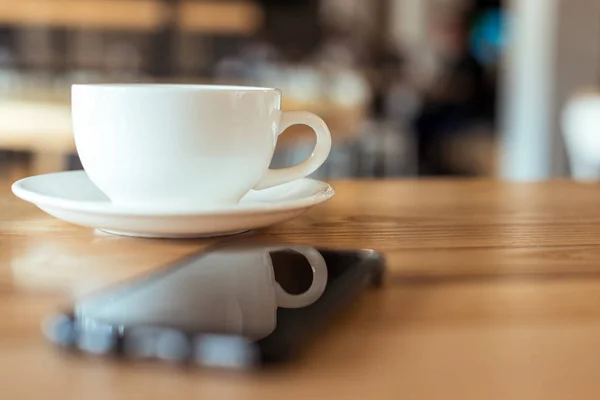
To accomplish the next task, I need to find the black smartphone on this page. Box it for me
[43,242,385,369]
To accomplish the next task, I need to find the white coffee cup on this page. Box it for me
[72,84,332,209]
[76,245,328,340]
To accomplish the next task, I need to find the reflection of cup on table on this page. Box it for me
[76,245,328,340]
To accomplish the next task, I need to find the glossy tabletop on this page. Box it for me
[2,178,600,399]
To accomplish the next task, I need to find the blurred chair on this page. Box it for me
[562,91,600,181]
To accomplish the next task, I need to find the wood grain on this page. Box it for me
[3,177,600,399]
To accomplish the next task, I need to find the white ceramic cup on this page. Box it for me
[72,84,332,209]
[76,245,328,340]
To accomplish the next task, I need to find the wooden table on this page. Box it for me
[3,178,600,399]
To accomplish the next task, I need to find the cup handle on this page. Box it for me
[254,111,332,190]
[271,246,328,309]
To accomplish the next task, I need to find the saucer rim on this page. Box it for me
[12,171,335,217]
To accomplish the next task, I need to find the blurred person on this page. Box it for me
[413,9,496,176]
[353,41,420,177]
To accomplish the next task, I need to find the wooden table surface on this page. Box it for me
[3,178,600,399]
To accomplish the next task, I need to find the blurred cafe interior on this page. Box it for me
[0,0,598,182]
[0,0,504,181]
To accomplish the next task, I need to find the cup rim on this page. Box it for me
[72,83,280,93]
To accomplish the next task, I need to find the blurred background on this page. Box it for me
[0,0,596,181]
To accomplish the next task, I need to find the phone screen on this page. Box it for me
[44,242,385,368]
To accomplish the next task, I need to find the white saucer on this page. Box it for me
[12,170,335,238]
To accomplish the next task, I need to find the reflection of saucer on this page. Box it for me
[12,170,335,238]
